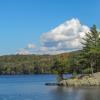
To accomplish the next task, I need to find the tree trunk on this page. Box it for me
[90,62,94,76]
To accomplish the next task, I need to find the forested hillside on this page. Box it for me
[0,53,71,75]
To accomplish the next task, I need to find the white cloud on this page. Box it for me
[16,18,90,55]
[16,43,36,55]
[39,47,48,52]
[41,18,90,53]
[27,43,36,49]
[16,49,32,55]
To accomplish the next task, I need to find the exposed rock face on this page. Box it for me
[60,73,100,87]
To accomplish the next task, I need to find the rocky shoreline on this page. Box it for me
[45,72,100,87]
[60,72,100,87]
[60,77,100,87]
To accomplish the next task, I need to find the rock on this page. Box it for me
[59,72,100,87]
[60,80,67,86]
[45,83,62,86]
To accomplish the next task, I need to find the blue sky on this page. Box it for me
[0,0,100,55]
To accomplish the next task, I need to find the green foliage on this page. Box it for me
[0,55,53,74]
[51,56,70,81]
[79,25,100,74]
[82,68,93,74]
[0,53,70,75]
[67,25,100,75]
[72,71,77,78]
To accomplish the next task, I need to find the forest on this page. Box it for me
[0,52,72,75]
[0,25,100,75]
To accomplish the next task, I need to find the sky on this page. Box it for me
[0,0,100,55]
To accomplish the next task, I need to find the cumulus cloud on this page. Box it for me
[16,43,36,55]
[41,18,90,53]
[16,18,90,55]
[16,49,32,55]
[27,43,36,49]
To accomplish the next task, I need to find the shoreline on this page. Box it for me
[45,72,100,87]
[59,72,100,87]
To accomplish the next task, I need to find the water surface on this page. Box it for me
[0,75,99,100]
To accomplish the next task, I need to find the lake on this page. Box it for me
[0,74,100,100]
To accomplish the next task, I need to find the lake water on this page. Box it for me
[0,75,100,100]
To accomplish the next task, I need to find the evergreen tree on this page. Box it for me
[80,25,100,75]
[51,58,68,81]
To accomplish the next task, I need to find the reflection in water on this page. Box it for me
[81,87,100,100]
[50,87,100,100]
[50,87,68,100]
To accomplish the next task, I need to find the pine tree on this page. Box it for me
[81,25,100,75]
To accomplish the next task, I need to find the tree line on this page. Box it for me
[0,53,70,75]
